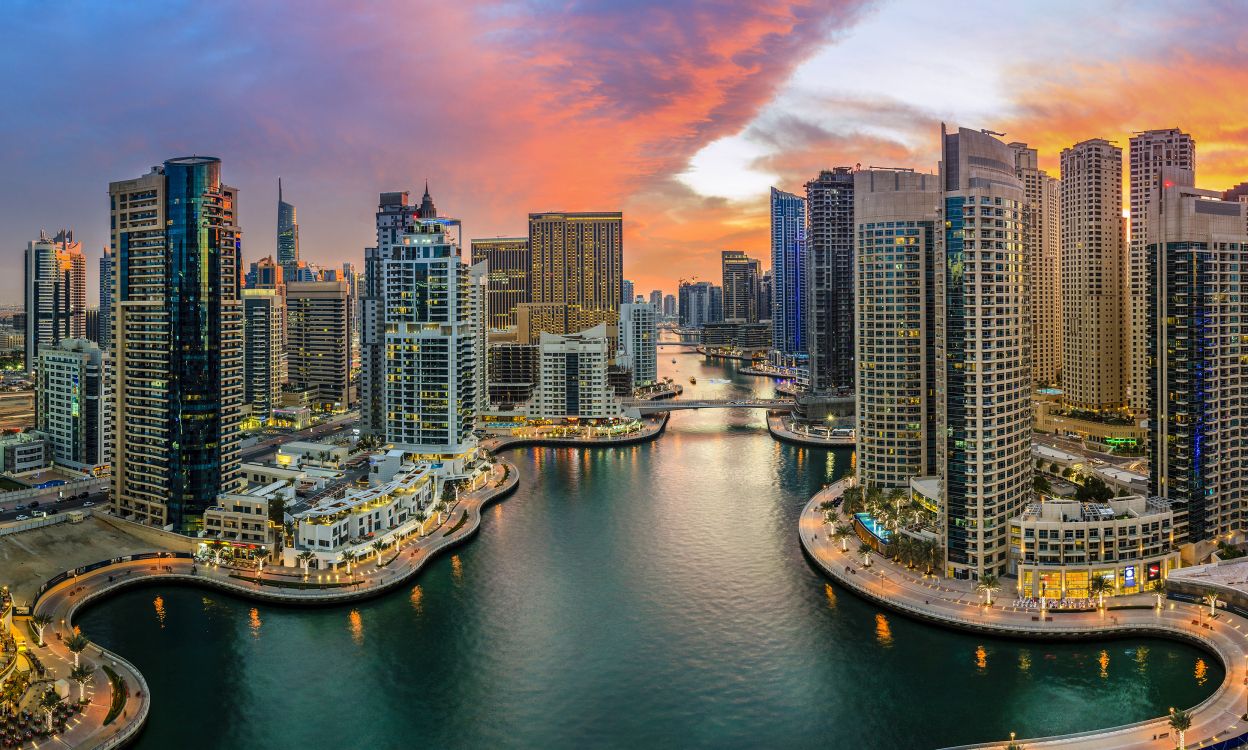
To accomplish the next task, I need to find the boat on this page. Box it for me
[689,376,697,384]
[671,358,676,363]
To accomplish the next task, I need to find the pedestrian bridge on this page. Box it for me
[624,398,796,415]
[656,341,700,347]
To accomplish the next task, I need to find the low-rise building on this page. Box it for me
[276,441,352,469]
[203,486,286,551]
[0,432,48,474]
[700,322,771,352]
[526,324,623,420]
[35,338,109,472]
[1010,495,1178,600]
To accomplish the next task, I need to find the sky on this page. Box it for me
[3,0,1247,304]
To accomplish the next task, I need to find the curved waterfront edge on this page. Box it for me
[799,480,1248,750]
[483,412,668,452]
[765,413,854,449]
[27,460,520,749]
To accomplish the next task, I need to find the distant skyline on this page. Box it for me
[3,0,1247,303]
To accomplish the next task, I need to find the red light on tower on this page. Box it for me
[1164,180,1175,188]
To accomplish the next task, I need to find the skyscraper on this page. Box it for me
[618,302,657,386]
[286,280,353,411]
[1148,176,1248,546]
[276,178,299,270]
[1010,143,1062,387]
[1060,139,1127,412]
[759,270,773,323]
[721,250,760,323]
[529,211,623,334]
[37,338,109,471]
[854,169,940,488]
[649,290,663,309]
[470,237,530,328]
[806,168,855,393]
[362,191,419,436]
[98,246,113,351]
[678,281,715,327]
[24,229,86,373]
[242,287,284,422]
[109,156,244,530]
[622,279,635,305]
[770,187,807,356]
[662,294,676,318]
[1129,128,1195,417]
[246,256,284,289]
[937,126,1031,580]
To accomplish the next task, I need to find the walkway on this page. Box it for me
[800,480,1248,750]
[766,414,853,448]
[624,398,794,414]
[482,413,668,450]
[13,460,519,749]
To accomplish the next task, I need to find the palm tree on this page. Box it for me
[1152,579,1168,609]
[1169,707,1192,750]
[208,539,226,563]
[977,573,1001,606]
[296,550,315,578]
[1089,576,1110,609]
[39,688,61,732]
[858,542,873,567]
[69,664,94,703]
[339,551,355,573]
[371,540,386,567]
[255,546,268,572]
[832,523,853,552]
[1205,589,1220,617]
[841,486,864,516]
[64,633,89,667]
[30,613,52,645]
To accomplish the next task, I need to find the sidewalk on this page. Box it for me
[14,460,519,749]
[800,480,1248,750]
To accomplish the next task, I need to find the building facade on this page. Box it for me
[1010,143,1062,387]
[618,302,657,386]
[1060,139,1127,412]
[937,126,1033,580]
[242,288,285,422]
[470,237,530,329]
[1129,129,1195,417]
[770,187,807,356]
[109,157,244,530]
[854,169,940,489]
[276,178,300,270]
[487,343,539,408]
[286,280,353,411]
[527,324,622,420]
[678,281,717,328]
[529,211,623,333]
[35,338,108,471]
[98,247,112,351]
[25,229,86,374]
[361,191,418,436]
[1148,177,1248,546]
[806,168,855,394]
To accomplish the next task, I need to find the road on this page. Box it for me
[0,489,106,521]
[239,412,360,463]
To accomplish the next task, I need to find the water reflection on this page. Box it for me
[249,608,262,638]
[975,645,988,672]
[1018,649,1031,673]
[153,595,166,629]
[348,609,363,645]
[1098,650,1110,679]
[410,586,423,614]
[451,555,463,583]
[1135,646,1149,676]
[824,583,837,610]
[1195,658,1208,686]
[875,613,893,648]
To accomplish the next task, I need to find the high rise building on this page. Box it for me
[470,237,530,328]
[854,169,940,489]
[370,207,478,459]
[618,302,657,386]
[242,288,285,422]
[469,261,489,417]
[529,211,623,334]
[246,256,284,290]
[649,290,663,309]
[1129,129,1196,416]
[1148,176,1248,546]
[937,126,1032,580]
[98,246,113,350]
[36,338,109,472]
[276,178,299,270]
[622,279,635,305]
[487,343,539,408]
[109,156,244,530]
[24,229,86,373]
[361,191,419,436]
[528,324,622,420]
[662,294,676,318]
[759,270,773,324]
[1060,139,1127,412]
[85,308,100,344]
[770,187,807,356]
[721,250,760,323]
[678,281,715,328]
[806,167,855,394]
[1010,143,1062,387]
[286,280,353,411]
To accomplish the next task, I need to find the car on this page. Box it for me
[83,501,94,507]
[28,501,39,509]
[32,511,47,518]
[14,515,28,521]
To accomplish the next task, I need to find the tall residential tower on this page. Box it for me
[806,168,855,394]
[770,187,807,356]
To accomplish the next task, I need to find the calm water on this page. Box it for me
[79,349,1220,749]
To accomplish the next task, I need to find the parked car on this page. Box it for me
[83,501,94,507]
[27,501,39,509]
[14,514,29,521]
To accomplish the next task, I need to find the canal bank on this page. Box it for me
[73,350,1220,750]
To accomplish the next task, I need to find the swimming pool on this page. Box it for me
[855,512,891,542]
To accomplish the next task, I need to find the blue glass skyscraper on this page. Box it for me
[770,187,807,356]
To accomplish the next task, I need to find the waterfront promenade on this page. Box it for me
[766,413,854,448]
[10,461,518,749]
[801,480,1248,750]
[482,413,668,451]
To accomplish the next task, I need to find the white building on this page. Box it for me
[25,230,87,374]
[203,486,287,551]
[35,338,109,472]
[1010,143,1062,387]
[242,288,285,422]
[528,324,623,420]
[617,302,657,387]
[937,126,1033,581]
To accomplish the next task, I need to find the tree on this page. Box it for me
[64,633,89,667]
[39,688,61,732]
[371,540,386,567]
[1205,589,1220,617]
[1169,707,1192,750]
[1033,474,1052,496]
[977,573,1001,606]
[339,551,355,573]
[1152,579,1168,609]
[296,550,315,577]
[30,613,52,645]
[841,486,864,516]
[832,523,853,552]
[1089,576,1111,609]
[858,542,873,567]
[255,546,268,572]
[69,664,94,703]
[1075,476,1114,503]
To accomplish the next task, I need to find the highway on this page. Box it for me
[0,489,106,522]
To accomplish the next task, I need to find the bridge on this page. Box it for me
[624,398,796,415]
[657,340,700,347]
